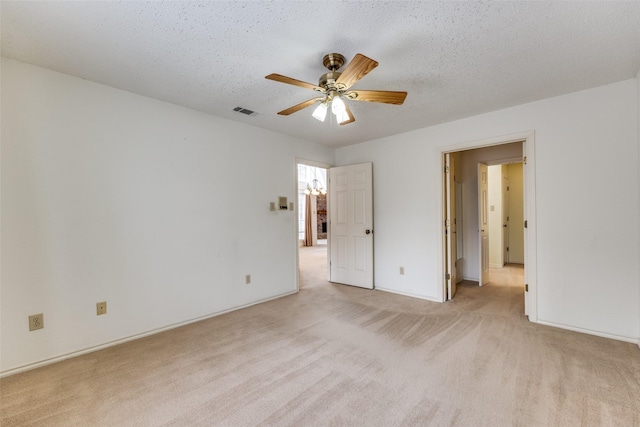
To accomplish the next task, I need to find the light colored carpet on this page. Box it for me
[2,246,639,426]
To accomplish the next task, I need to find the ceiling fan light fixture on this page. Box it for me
[312,102,328,122]
[331,96,346,114]
[336,109,350,124]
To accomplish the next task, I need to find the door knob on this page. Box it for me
[365,229,372,235]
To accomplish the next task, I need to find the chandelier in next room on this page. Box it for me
[304,178,326,196]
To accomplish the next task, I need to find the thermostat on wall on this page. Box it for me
[278,196,288,210]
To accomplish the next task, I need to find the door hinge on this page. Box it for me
[523,156,527,165]
[444,165,450,174]
[446,273,451,280]
[525,284,529,292]
[445,219,450,227]
[524,220,528,228]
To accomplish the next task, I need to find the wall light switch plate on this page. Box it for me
[270,202,276,211]
[289,202,294,211]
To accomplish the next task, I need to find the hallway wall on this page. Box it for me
[505,163,524,264]
[488,165,503,267]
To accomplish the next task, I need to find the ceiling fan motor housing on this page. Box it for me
[320,53,346,92]
[319,71,342,91]
[322,53,345,71]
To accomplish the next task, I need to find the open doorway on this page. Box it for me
[483,161,525,303]
[296,160,375,291]
[297,163,328,289]
[488,163,524,268]
[442,132,536,319]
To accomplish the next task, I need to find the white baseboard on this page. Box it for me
[0,290,298,378]
[534,319,639,345]
[375,286,442,303]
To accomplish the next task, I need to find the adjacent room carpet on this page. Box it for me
[2,245,639,426]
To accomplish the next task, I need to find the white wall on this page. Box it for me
[335,78,640,342]
[0,59,334,374]
[637,68,640,347]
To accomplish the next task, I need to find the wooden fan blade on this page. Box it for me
[347,90,407,105]
[265,74,322,91]
[277,97,324,116]
[335,54,378,90]
[339,102,355,126]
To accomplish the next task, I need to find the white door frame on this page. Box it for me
[438,131,537,321]
[295,158,332,292]
[444,153,457,300]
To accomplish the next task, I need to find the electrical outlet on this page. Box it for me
[400,267,405,275]
[29,313,44,331]
[245,274,251,284]
[96,301,107,315]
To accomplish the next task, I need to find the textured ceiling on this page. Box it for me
[3,1,640,147]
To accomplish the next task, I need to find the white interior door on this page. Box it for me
[502,174,510,265]
[507,163,525,264]
[445,154,457,299]
[329,162,374,289]
[478,163,489,286]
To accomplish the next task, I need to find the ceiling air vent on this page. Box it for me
[233,107,260,117]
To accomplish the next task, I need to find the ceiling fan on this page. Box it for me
[265,53,407,126]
